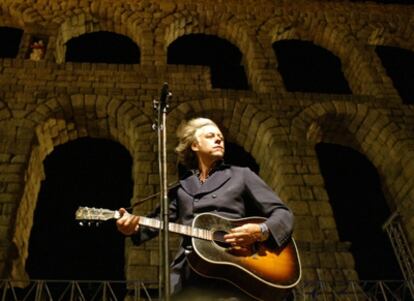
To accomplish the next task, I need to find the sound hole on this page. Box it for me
[212,230,230,248]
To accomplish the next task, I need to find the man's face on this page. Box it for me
[191,124,225,160]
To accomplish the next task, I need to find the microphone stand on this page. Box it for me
[153,83,172,301]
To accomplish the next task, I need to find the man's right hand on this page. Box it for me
[116,208,140,236]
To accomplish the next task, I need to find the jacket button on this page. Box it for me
[193,198,199,202]
[212,194,217,198]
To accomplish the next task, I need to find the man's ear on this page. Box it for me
[191,141,199,152]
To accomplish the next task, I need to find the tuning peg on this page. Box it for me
[95,222,100,227]
[79,221,84,227]
[88,222,92,227]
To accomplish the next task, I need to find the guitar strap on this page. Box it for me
[126,181,180,210]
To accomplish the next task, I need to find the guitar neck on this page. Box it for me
[138,216,213,241]
[75,207,213,241]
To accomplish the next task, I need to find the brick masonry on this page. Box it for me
[0,0,413,287]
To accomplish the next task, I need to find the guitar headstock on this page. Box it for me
[75,207,120,225]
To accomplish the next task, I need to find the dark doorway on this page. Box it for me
[168,34,249,90]
[315,142,402,280]
[224,142,259,174]
[273,40,351,94]
[375,46,414,104]
[0,27,23,58]
[26,137,133,281]
[65,31,140,64]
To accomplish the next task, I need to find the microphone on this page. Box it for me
[159,82,171,107]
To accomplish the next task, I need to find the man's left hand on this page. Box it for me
[224,223,262,247]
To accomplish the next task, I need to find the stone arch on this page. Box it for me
[163,12,254,61]
[10,95,154,280]
[55,13,144,64]
[26,95,155,197]
[24,95,152,152]
[158,10,278,92]
[290,101,414,212]
[290,101,414,246]
[259,14,389,96]
[0,3,43,25]
[360,18,414,104]
[365,17,414,51]
[0,17,24,30]
[364,17,414,105]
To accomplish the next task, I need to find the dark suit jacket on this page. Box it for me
[132,163,294,294]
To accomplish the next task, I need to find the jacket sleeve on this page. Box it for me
[131,188,179,246]
[243,167,294,248]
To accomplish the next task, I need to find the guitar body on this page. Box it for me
[186,213,301,301]
[75,207,301,300]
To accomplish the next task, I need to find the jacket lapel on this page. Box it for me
[179,174,200,196]
[198,167,231,195]
[180,166,231,197]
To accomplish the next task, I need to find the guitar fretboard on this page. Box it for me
[75,207,214,241]
[139,216,213,241]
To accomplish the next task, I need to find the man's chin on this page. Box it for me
[212,152,224,159]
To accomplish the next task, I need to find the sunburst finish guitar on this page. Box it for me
[75,207,301,301]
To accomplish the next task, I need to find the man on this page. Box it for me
[116,118,294,300]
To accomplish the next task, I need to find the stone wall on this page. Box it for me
[0,0,413,287]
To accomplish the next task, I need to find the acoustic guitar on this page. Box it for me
[75,207,301,301]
